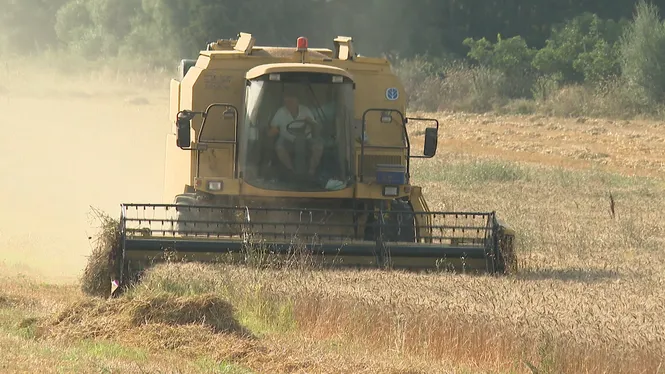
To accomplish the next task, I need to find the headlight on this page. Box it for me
[207,181,223,191]
[382,186,398,196]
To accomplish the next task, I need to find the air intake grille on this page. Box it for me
[358,155,403,180]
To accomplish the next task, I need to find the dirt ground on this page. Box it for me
[407,110,665,179]
[0,64,663,373]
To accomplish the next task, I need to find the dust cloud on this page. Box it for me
[0,62,171,281]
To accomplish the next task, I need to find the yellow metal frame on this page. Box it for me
[165,32,412,204]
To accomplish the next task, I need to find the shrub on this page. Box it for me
[394,56,510,114]
[619,0,665,103]
[532,13,628,85]
[463,34,537,98]
[391,55,449,111]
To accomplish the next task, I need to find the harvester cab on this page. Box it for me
[111,33,516,295]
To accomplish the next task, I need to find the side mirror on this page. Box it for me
[423,127,438,157]
[176,111,192,148]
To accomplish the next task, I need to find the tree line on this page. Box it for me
[2,0,665,117]
[0,0,646,61]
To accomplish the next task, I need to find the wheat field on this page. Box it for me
[0,59,663,373]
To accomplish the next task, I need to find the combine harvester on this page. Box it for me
[111,33,516,295]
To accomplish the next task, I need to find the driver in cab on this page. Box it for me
[268,90,324,176]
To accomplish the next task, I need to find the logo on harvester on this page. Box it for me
[386,87,399,101]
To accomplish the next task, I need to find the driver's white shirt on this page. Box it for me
[271,105,315,142]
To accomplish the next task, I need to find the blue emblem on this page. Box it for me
[386,87,399,101]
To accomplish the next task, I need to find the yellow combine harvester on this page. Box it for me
[111,33,516,294]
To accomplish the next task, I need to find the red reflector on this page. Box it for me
[297,37,308,51]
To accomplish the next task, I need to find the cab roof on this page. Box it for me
[245,63,354,81]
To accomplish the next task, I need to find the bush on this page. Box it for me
[533,13,628,84]
[463,34,537,98]
[394,57,510,113]
[533,77,653,119]
[55,0,144,59]
[619,0,665,103]
[391,55,449,111]
[532,73,564,102]
[396,7,665,119]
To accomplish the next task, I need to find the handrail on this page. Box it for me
[195,103,240,178]
[360,108,410,183]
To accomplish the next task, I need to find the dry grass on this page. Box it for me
[407,110,665,180]
[2,58,664,373]
[9,272,459,373]
[36,292,254,355]
[80,208,121,299]
[131,254,663,374]
[88,141,664,373]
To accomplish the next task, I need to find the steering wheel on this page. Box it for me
[285,119,313,137]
